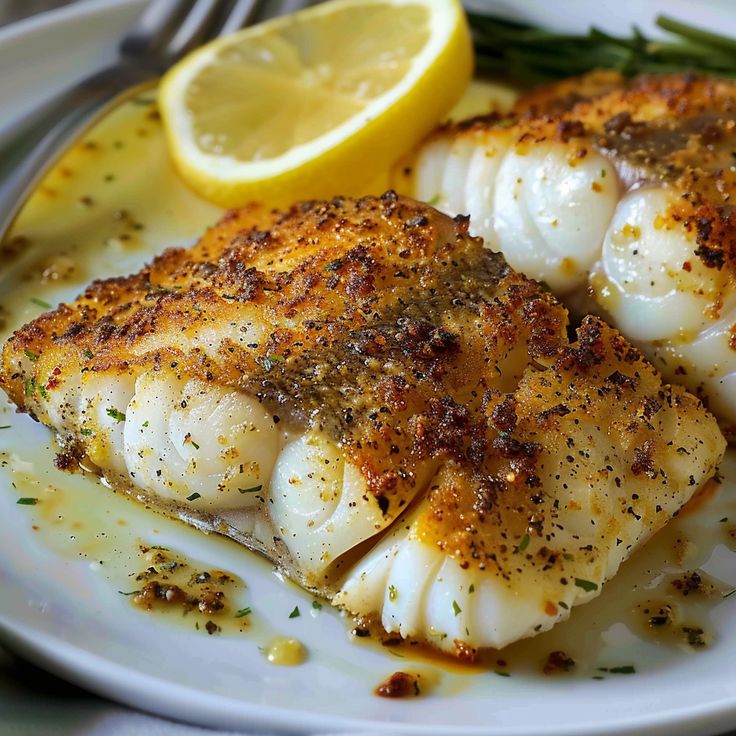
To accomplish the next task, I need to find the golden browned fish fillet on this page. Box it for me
[0,193,725,655]
[404,72,736,436]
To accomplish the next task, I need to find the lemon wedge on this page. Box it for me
[159,0,473,207]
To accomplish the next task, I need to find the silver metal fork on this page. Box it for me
[0,0,284,244]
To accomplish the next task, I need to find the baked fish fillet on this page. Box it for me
[0,193,725,655]
[404,72,736,436]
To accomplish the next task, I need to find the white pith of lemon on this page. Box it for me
[159,0,473,207]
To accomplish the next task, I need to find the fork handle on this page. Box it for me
[0,66,156,243]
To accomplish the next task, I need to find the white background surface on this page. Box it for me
[3,2,736,736]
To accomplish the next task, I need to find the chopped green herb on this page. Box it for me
[257,353,285,372]
[80,428,93,436]
[720,517,729,523]
[84,349,94,359]
[238,485,263,494]
[518,533,530,552]
[288,606,300,619]
[389,584,398,601]
[142,421,149,428]
[16,497,38,505]
[592,675,605,680]
[186,492,201,501]
[558,601,569,610]
[452,600,462,616]
[106,407,126,422]
[600,169,607,178]
[37,383,48,400]
[235,607,252,618]
[118,589,140,596]
[312,600,323,610]
[469,584,475,594]
[413,680,421,696]
[190,440,200,450]
[574,578,598,593]
[324,259,343,271]
[23,349,39,362]
[609,665,636,674]
[0,425,10,430]
[723,589,736,599]
[30,297,52,309]
[427,194,440,205]
[494,670,510,677]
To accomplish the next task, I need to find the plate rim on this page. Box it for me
[5,610,736,736]
[2,2,736,735]
[0,0,144,46]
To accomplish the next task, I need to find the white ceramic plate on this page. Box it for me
[4,2,736,735]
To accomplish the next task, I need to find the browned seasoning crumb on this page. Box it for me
[643,602,676,628]
[453,640,478,662]
[670,570,718,598]
[639,600,712,649]
[375,671,420,698]
[671,571,704,596]
[543,650,575,674]
[54,449,80,472]
[128,545,240,624]
[1,235,30,261]
[197,589,225,614]
[134,580,188,608]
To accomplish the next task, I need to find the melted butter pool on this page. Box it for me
[0,92,222,334]
[1,82,736,697]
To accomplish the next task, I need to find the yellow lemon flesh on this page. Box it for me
[159,0,473,207]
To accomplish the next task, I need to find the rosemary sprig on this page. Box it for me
[468,13,736,84]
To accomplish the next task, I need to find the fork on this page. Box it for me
[0,0,303,244]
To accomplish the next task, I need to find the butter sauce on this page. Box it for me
[1,83,736,693]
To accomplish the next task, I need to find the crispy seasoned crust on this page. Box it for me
[428,72,736,279]
[512,69,627,115]
[0,193,724,597]
[1,194,564,505]
[416,314,712,578]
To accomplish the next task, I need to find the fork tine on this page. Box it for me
[120,0,194,59]
[217,0,267,37]
[273,0,316,16]
[164,0,229,62]
[248,0,313,24]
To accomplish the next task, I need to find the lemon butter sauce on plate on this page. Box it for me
[4,3,736,733]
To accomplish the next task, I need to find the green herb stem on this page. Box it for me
[469,12,736,83]
[655,15,736,54]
